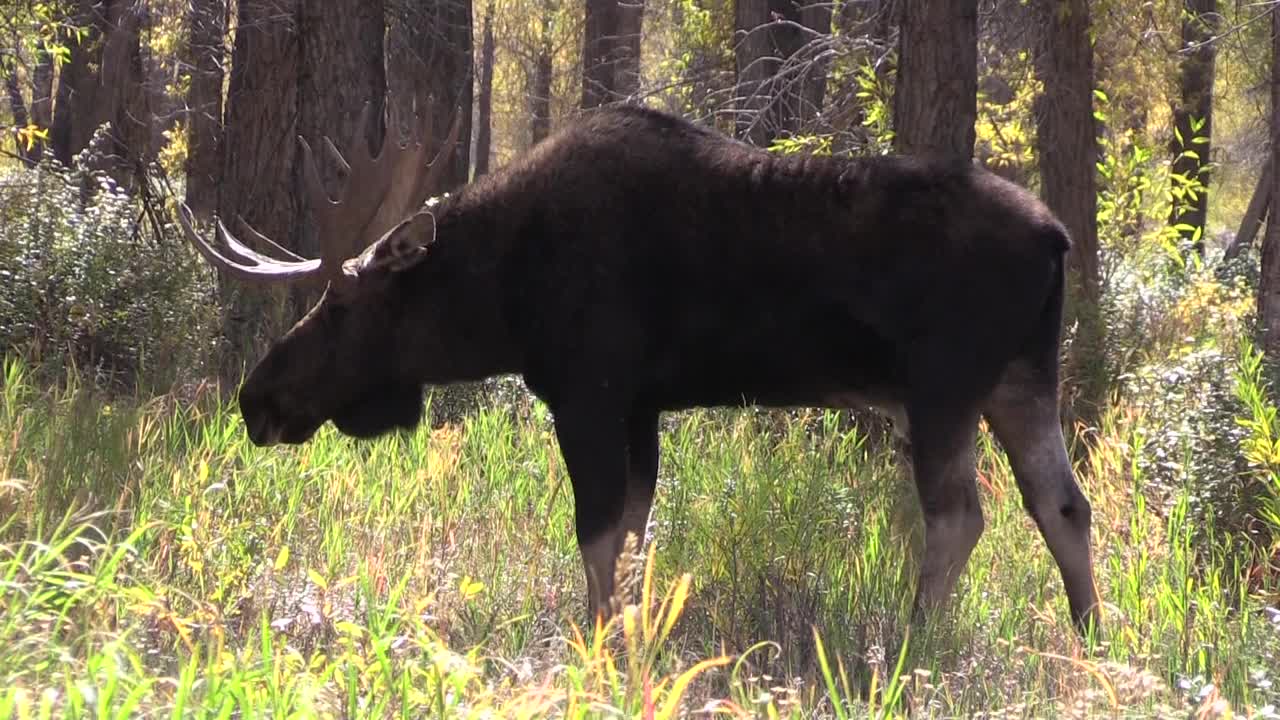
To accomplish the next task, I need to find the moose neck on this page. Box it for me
[402,189,522,386]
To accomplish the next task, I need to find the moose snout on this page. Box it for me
[237,387,284,446]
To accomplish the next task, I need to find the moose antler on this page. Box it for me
[177,97,464,289]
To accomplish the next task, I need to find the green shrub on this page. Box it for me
[0,161,219,391]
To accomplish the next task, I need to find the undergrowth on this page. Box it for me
[2,350,1279,718]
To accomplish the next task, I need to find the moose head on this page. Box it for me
[178,99,465,446]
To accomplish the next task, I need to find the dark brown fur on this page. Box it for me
[232,104,1103,636]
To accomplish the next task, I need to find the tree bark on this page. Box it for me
[185,0,228,218]
[50,0,98,166]
[1259,7,1280,360]
[582,0,621,108]
[532,3,554,143]
[1168,0,1218,255]
[52,0,145,174]
[387,0,473,191]
[1034,0,1105,421]
[1225,155,1272,260]
[24,42,53,165]
[615,0,645,99]
[734,0,832,145]
[48,0,147,184]
[216,0,302,379]
[214,0,389,378]
[5,69,33,167]
[892,0,976,159]
[581,0,647,108]
[475,3,495,176]
[300,0,388,261]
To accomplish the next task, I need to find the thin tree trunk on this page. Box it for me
[474,3,495,176]
[30,42,53,164]
[1169,0,1218,255]
[615,0,645,99]
[5,70,33,167]
[1035,0,1105,420]
[531,2,554,143]
[185,0,228,218]
[1225,156,1272,260]
[1259,7,1280,360]
[892,0,977,159]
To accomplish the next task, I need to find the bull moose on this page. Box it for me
[177,97,1103,637]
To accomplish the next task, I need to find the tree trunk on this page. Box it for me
[214,0,388,379]
[615,0,646,99]
[185,0,228,218]
[1225,156,1272,260]
[1169,0,1218,255]
[5,70,33,167]
[734,0,832,145]
[48,0,147,184]
[387,0,473,191]
[216,0,302,380]
[1259,7,1280,360]
[474,3,495,176]
[892,0,977,159]
[29,42,53,164]
[531,4,554,143]
[582,0,621,108]
[1034,0,1105,421]
[51,0,98,166]
[299,0,388,262]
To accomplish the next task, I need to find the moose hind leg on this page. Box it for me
[984,376,1102,636]
[908,404,985,618]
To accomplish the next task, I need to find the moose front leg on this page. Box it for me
[619,408,660,562]
[907,404,985,619]
[552,399,630,623]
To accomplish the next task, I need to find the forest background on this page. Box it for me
[3,0,1280,716]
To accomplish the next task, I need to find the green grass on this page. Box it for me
[1,352,1278,718]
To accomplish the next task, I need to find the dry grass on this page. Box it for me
[1,349,1278,718]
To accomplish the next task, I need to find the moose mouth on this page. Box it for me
[331,383,424,440]
[246,411,324,446]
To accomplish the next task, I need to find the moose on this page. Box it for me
[178,96,1103,638]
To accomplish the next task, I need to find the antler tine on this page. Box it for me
[422,105,464,199]
[176,203,325,285]
[323,136,352,177]
[235,215,307,262]
[297,134,352,285]
[360,98,465,245]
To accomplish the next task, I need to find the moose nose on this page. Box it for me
[238,388,283,446]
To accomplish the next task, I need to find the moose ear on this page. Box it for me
[383,211,437,272]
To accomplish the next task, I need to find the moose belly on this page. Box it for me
[644,318,907,417]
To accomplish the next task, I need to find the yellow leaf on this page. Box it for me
[334,621,364,638]
[307,569,328,591]
[656,655,732,720]
[273,546,290,571]
[657,574,692,645]
[460,576,485,599]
